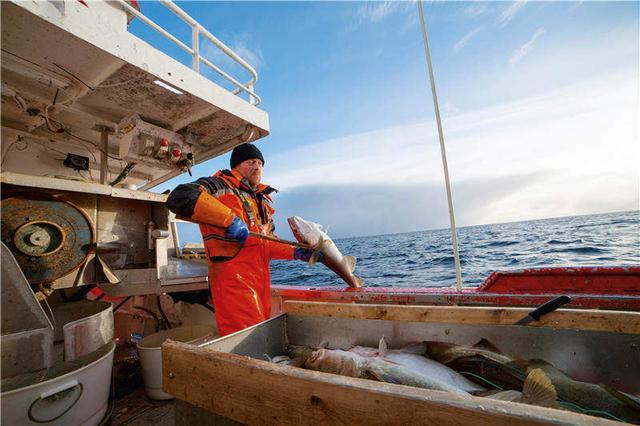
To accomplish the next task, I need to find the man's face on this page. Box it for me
[234,158,263,187]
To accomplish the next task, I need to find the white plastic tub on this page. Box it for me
[0,341,115,426]
[137,325,217,400]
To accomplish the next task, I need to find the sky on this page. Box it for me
[128,1,639,241]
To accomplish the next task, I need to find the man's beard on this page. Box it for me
[248,172,261,188]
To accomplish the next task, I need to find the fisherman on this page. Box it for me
[165,143,318,336]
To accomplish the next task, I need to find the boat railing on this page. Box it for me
[115,0,261,105]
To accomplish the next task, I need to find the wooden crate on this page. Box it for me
[163,302,640,425]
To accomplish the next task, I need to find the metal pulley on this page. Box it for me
[1,192,94,284]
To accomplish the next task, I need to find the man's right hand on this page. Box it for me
[294,248,325,263]
[224,216,249,245]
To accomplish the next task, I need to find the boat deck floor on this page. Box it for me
[111,388,175,426]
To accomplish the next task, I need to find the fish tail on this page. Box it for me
[601,384,640,410]
[354,276,364,287]
[522,368,558,408]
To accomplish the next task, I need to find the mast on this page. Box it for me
[418,0,463,291]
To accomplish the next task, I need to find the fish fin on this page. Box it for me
[362,371,380,381]
[378,336,388,357]
[354,276,364,288]
[521,368,558,408]
[365,369,387,383]
[308,250,321,266]
[486,390,523,402]
[365,365,402,385]
[473,338,504,354]
[400,342,428,355]
[318,340,330,349]
[307,237,325,266]
[344,255,357,272]
[601,385,640,409]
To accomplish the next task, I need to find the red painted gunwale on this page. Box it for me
[271,266,640,311]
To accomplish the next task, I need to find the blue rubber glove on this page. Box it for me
[224,216,249,245]
[294,248,325,263]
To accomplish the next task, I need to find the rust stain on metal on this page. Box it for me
[86,64,206,127]
[1,192,94,284]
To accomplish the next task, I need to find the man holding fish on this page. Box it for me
[167,143,362,336]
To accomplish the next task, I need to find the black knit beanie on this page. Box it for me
[230,144,265,169]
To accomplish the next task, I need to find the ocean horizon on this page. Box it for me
[176,210,639,288]
[271,209,639,288]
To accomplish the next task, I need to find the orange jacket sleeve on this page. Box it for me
[191,188,235,227]
[166,180,235,228]
[268,239,294,260]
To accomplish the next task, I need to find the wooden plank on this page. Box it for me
[270,285,640,311]
[283,301,640,334]
[163,340,617,426]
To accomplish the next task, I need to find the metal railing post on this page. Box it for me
[192,24,200,72]
[117,0,261,105]
[248,84,255,105]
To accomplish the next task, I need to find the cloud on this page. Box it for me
[271,172,555,239]
[355,1,414,25]
[231,41,264,70]
[357,1,394,23]
[508,28,546,67]
[444,101,460,116]
[570,0,585,12]
[452,27,483,54]
[464,3,489,18]
[264,69,638,235]
[499,0,528,26]
[199,34,264,87]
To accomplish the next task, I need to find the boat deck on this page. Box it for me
[112,388,174,426]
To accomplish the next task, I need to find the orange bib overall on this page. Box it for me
[169,169,292,336]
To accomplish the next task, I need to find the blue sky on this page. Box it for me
[129,1,639,241]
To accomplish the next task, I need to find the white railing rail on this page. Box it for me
[115,0,261,105]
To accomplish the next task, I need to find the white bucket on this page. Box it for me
[137,325,217,400]
[0,341,115,426]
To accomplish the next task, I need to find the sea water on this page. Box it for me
[270,210,639,288]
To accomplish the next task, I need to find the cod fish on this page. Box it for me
[525,359,640,424]
[288,216,363,288]
[426,338,527,391]
[286,343,470,396]
[349,337,485,393]
[426,338,514,366]
[427,339,640,423]
[484,368,558,408]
